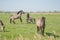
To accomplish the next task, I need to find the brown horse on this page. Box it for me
[10,10,24,24]
[26,13,35,23]
[36,16,46,35]
[0,20,5,32]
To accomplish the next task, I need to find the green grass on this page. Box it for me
[0,13,60,40]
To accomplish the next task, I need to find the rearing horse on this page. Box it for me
[10,10,24,24]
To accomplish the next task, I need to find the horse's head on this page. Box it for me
[42,16,45,20]
[41,16,46,23]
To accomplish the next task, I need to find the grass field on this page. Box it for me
[0,13,60,40]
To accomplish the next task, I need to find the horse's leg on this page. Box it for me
[40,27,44,35]
[37,26,40,32]
[13,21,15,24]
[40,28,42,34]
[42,26,45,35]
[12,19,15,24]
[3,26,5,32]
[20,17,22,23]
[1,25,5,32]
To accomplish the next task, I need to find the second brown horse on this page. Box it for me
[36,16,46,35]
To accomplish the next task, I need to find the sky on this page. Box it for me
[0,0,60,12]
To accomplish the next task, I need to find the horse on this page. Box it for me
[26,13,35,23]
[36,16,46,35]
[10,10,24,24]
[0,20,5,32]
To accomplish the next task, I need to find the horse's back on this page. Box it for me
[36,18,44,27]
[10,14,18,18]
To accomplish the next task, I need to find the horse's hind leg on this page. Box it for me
[13,20,15,24]
[3,26,5,32]
[1,26,5,32]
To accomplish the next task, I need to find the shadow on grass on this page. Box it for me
[4,30,10,32]
[46,32,60,38]
[0,30,10,32]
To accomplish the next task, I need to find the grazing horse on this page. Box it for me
[0,20,5,32]
[10,10,24,24]
[36,17,46,35]
[26,13,35,23]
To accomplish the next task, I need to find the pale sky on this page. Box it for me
[0,0,60,12]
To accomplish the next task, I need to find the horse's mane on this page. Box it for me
[17,10,23,15]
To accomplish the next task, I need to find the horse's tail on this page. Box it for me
[10,18,12,23]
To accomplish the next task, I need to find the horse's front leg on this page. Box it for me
[20,17,22,23]
[42,26,45,36]
[37,26,40,32]
[12,20,15,24]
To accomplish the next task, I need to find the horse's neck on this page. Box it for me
[17,13,22,17]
